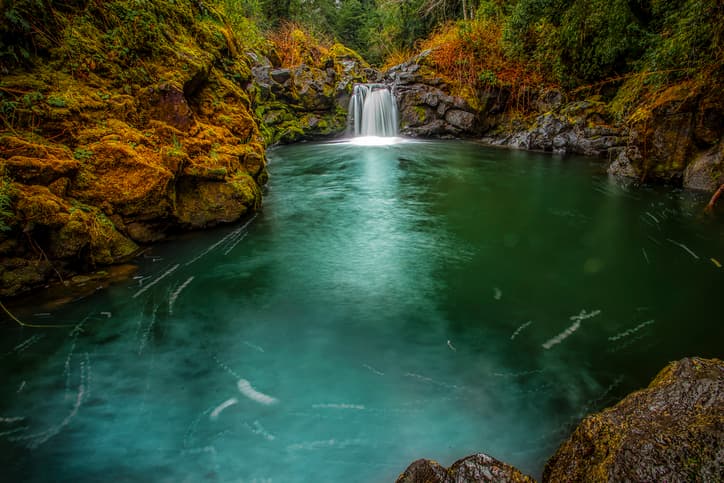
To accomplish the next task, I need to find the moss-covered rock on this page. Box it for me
[543,357,724,482]
[0,0,269,297]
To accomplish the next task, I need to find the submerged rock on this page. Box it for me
[396,453,535,483]
[543,357,724,482]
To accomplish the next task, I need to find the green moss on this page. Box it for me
[0,177,16,232]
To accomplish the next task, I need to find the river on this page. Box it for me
[1,140,722,481]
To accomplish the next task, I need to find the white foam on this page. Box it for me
[243,341,265,353]
[237,379,278,405]
[210,398,238,421]
[246,420,275,441]
[446,340,457,351]
[363,364,384,376]
[168,276,194,315]
[493,287,502,300]
[312,403,365,410]
[511,321,533,340]
[666,238,699,260]
[132,264,179,298]
[608,319,655,342]
[542,320,582,350]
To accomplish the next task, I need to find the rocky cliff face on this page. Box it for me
[395,357,724,482]
[0,2,262,297]
[0,2,375,298]
[250,44,372,145]
[385,53,722,191]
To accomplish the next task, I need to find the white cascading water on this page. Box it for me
[347,84,399,137]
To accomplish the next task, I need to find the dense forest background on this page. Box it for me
[2,0,722,118]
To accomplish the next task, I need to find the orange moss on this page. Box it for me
[267,22,331,68]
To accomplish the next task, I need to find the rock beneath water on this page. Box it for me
[543,357,724,483]
[396,453,535,483]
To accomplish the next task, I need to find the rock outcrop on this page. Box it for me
[543,357,724,482]
[386,51,480,138]
[608,82,724,185]
[250,44,370,144]
[0,1,268,297]
[396,453,535,483]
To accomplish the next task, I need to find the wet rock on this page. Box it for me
[684,140,724,192]
[543,357,724,483]
[175,174,261,229]
[396,453,535,483]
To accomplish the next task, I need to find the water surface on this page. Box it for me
[1,140,722,482]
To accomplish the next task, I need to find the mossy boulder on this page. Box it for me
[175,173,261,229]
[543,357,724,482]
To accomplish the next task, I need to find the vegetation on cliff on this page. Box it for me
[1,0,722,297]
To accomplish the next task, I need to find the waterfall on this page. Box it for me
[347,84,399,137]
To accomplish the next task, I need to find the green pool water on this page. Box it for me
[1,140,722,482]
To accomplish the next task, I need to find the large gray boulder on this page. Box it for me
[543,357,724,482]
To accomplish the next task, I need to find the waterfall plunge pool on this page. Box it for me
[1,140,722,482]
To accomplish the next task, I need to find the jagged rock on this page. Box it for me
[543,357,724,483]
[684,140,724,191]
[396,459,450,483]
[396,453,535,483]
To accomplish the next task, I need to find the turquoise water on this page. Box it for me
[1,140,722,482]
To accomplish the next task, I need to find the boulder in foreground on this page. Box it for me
[396,453,535,483]
[543,357,724,482]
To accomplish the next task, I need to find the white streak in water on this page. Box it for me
[363,364,384,376]
[542,320,581,350]
[287,438,363,451]
[642,247,650,264]
[243,341,265,353]
[168,276,194,315]
[666,238,700,260]
[609,319,655,342]
[17,381,25,393]
[246,420,275,441]
[542,309,600,350]
[0,417,24,424]
[644,211,660,224]
[223,232,248,256]
[185,215,256,266]
[446,340,457,351]
[210,398,238,421]
[13,334,43,354]
[132,264,179,298]
[237,379,278,405]
[312,403,365,410]
[493,287,502,300]
[511,321,533,340]
[100,312,112,318]
[138,304,159,356]
[15,358,87,448]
